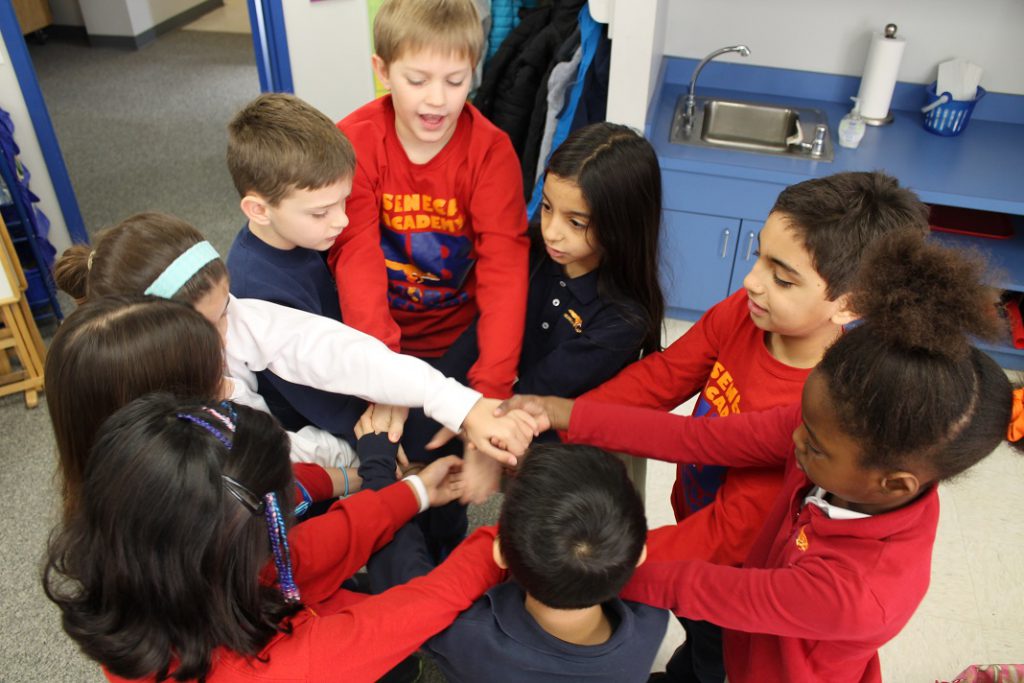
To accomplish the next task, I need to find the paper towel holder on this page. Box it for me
[861,23,899,127]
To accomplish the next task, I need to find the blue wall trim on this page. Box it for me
[662,58,1024,126]
[0,1,87,244]
[249,0,293,93]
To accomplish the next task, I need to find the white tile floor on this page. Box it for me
[644,318,1024,680]
[183,0,251,34]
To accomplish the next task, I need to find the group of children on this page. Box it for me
[38,0,1023,682]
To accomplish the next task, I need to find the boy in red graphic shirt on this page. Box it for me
[330,0,528,471]
[575,171,930,682]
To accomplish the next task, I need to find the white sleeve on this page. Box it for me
[223,296,481,433]
[289,426,358,469]
[224,374,270,412]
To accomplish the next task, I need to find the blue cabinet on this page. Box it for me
[728,220,762,296]
[660,212,764,317]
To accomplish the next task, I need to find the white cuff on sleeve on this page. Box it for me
[404,475,430,513]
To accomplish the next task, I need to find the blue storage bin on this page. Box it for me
[922,82,985,137]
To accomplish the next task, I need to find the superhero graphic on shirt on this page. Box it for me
[379,191,475,312]
[682,361,743,515]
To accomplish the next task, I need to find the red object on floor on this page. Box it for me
[929,205,1014,239]
[1005,295,1024,349]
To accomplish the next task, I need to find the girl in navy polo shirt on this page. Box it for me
[451,122,665,405]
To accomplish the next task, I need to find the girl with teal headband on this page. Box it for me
[54,212,539,483]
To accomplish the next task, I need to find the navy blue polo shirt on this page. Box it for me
[426,581,670,683]
[517,256,646,397]
[226,226,363,437]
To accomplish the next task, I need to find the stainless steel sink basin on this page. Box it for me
[670,96,833,162]
[701,100,801,152]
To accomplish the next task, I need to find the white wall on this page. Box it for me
[126,0,206,35]
[0,33,72,251]
[282,0,375,122]
[48,0,84,27]
[79,0,207,37]
[594,0,668,131]
[663,0,1024,94]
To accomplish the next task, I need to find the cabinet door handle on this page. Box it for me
[744,231,756,261]
[720,228,732,259]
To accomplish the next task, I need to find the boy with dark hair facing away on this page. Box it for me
[570,170,931,681]
[355,425,670,682]
[226,92,376,446]
[330,0,530,454]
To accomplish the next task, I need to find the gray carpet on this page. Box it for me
[29,29,260,253]
[2,27,494,682]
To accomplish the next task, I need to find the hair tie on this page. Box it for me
[144,241,220,299]
[1009,388,1024,443]
[264,492,301,603]
[86,251,95,271]
[176,413,233,450]
[179,404,300,603]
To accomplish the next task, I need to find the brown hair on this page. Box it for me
[820,231,1013,480]
[44,296,224,518]
[226,93,356,206]
[373,0,483,65]
[52,212,227,306]
[771,171,930,300]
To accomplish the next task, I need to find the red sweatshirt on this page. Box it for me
[105,486,504,683]
[571,401,937,683]
[579,290,810,565]
[332,97,529,398]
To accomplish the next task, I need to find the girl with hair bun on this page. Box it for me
[516,231,1022,683]
[44,393,502,682]
[53,212,539,476]
[44,296,350,519]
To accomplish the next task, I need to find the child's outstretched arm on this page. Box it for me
[569,399,796,468]
[619,547,917,644]
[501,395,798,469]
[580,293,743,411]
[225,297,531,464]
[306,526,506,683]
[465,139,530,399]
[273,478,429,602]
[326,151,402,352]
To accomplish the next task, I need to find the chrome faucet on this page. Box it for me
[682,44,751,134]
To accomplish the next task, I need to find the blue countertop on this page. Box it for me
[649,62,1024,215]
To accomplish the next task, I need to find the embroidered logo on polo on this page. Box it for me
[795,525,809,552]
[563,309,583,333]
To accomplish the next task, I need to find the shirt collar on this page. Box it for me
[487,581,632,656]
[543,257,600,305]
[803,486,871,520]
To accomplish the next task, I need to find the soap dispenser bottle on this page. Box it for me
[838,97,867,149]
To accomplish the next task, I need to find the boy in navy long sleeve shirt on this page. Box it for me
[356,421,670,682]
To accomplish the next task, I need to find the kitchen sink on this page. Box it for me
[670,96,833,162]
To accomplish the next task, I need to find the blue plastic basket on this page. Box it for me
[922,82,985,137]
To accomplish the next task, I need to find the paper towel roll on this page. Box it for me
[856,28,906,121]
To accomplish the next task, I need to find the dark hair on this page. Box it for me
[498,443,647,609]
[53,212,228,306]
[771,171,930,300]
[819,231,1019,480]
[227,93,356,206]
[44,296,224,517]
[544,122,665,355]
[44,394,298,682]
